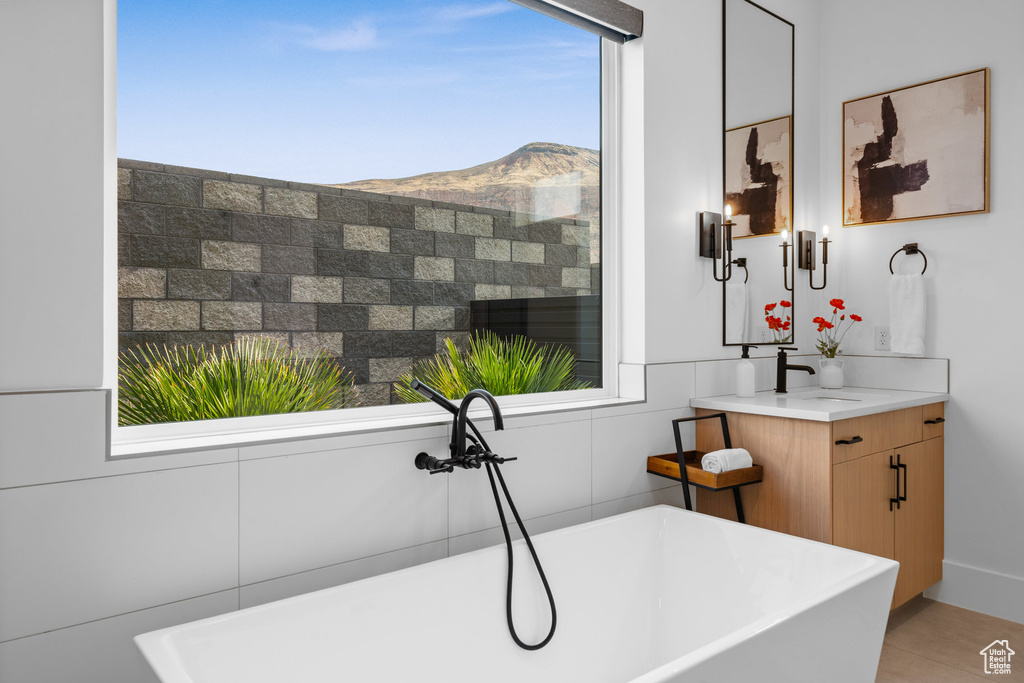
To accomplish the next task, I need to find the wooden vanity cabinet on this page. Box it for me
[695,402,944,609]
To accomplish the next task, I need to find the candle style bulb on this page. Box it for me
[823,224,830,238]
[781,229,789,243]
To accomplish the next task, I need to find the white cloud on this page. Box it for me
[293,19,379,52]
[436,2,515,22]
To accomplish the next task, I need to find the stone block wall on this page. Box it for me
[117,159,599,406]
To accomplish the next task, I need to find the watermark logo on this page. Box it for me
[980,640,1015,675]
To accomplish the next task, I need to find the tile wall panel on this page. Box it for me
[448,506,593,556]
[240,540,448,609]
[0,590,238,683]
[591,486,688,520]
[239,435,450,585]
[590,407,685,504]
[0,464,238,642]
[0,391,238,489]
[447,418,592,537]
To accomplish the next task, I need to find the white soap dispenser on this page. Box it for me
[735,344,756,398]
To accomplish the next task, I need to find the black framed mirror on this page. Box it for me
[722,0,795,346]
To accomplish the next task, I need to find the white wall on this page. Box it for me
[1,0,1021,681]
[816,0,1024,621]
[631,0,821,362]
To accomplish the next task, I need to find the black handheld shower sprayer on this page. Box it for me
[410,380,556,651]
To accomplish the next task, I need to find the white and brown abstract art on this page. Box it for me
[725,115,791,237]
[843,68,989,226]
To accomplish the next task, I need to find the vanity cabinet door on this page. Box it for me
[893,437,944,607]
[832,450,896,562]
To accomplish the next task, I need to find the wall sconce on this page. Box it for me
[780,229,794,292]
[699,206,734,282]
[781,228,818,291]
[808,225,830,290]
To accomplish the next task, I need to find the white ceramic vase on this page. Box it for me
[819,357,844,389]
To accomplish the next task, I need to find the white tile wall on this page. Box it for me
[0,590,238,683]
[0,464,238,642]
[694,354,815,397]
[591,407,688,504]
[591,486,689,520]
[0,391,239,489]
[842,355,949,393]
[237,423,448,461]
[240,540,448,609]
[593,361,695,418]
[693,353,950,397]
[447,418,592,537]
[448,506,593,556]
[238,436,450,585]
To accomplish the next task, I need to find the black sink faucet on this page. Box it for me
[775,346,816,394]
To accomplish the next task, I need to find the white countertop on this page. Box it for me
[690,386,950,422]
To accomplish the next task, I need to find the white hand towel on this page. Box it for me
[890,273,925,356]
[725,280,748,344]
[701,448,753,473]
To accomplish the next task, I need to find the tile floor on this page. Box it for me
[877,598,1024,681]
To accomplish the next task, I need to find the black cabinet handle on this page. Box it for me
[889,455,901,511]
[835,435,864,446]
[897,453,908,502]
[924,417,945,425]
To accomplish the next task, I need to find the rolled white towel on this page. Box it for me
[701,448,753,473]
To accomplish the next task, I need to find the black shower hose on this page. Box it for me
[482,456,557,650]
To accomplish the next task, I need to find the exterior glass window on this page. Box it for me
[117,0,603,426]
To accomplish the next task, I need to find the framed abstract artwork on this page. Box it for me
[843,68,989,226]
[725,115,792,238]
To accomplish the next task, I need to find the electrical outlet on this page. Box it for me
[760,329,770,343]
[875,326,890,350]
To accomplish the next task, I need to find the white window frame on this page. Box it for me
[109,26,628,458]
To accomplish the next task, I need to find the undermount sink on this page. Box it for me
[789,390,870,402]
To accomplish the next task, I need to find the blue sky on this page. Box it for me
[117,0,600,183]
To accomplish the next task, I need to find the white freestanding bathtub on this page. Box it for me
[136,505,897,682]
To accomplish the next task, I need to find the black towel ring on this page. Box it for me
[889,243,928,275]
[731,257,749,283]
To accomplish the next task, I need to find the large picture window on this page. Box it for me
[117,0,606,428]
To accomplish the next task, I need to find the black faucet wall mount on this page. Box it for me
[410,380,516,474]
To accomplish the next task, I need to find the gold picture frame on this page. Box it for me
[842,68,990,227]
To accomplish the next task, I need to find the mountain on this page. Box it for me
[333,142,600,260]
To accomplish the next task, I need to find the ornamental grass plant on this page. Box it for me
[394,332,590,403]
[118,337,357,426]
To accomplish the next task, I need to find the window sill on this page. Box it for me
[109,395,644,459]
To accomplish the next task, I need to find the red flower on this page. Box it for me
[765,303,777,313]
[850,314,863,322]
[813,316,826,324]
[830,298,845,310]
[780,300,792,308]
[817,321,835,332]
[767,316,783,331]
[782,321,791,330]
